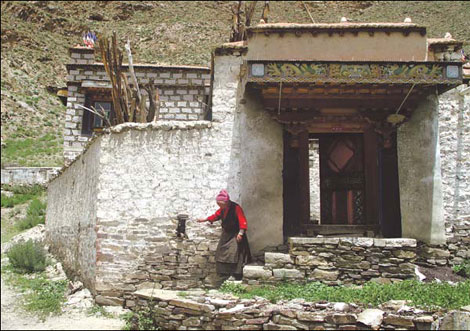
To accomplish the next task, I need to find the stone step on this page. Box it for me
[272,268,304,279]
[243,265,272,279]
[264,252,293,266]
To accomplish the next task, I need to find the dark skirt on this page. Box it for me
[215,228,251,276]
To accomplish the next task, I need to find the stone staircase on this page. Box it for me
[243,237,419,286]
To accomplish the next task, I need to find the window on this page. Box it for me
[81,99,113,135]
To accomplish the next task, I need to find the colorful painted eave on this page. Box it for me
[246,61,463,86]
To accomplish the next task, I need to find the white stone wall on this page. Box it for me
[309,140,321,222]
[438,85,470,231]
[1,167,60,185]
[46,139,101,292]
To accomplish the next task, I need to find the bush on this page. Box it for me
[16,198,46,231]
[1,184,45,208]
[453,259,470,278]
[123,304,159,330]
[7,240,47,273]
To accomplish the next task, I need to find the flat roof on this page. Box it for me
[247,22,427,35]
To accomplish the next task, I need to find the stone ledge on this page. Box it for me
[244,266,273,279]
[289,237,417,248]
[106,121,212,133]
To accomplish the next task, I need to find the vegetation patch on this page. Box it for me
[87,304,114,319]
[453,259,470,278]
[2,262,67,319]
[1,184,45,208]
[6,239,47,273]
[15,198,47,231]
[122,303,159,331]
[220,279,470,309]
[1,133,63,167]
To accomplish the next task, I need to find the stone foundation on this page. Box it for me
[97,217,222,306]
[129,289,470,330]
[244,237,418,287]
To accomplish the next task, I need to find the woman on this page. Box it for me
[198,189,252,282]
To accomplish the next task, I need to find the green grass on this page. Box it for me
[220,280,470,310]
[87,304,114,318]
[2,264,67,319]
[1,184,46,243]
[1,184,45,208]
[15,198,47,231]
[453,259,470,278]
[1,133,63,167]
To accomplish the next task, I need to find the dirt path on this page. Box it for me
[1,277,125,330]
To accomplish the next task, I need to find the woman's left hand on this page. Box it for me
[236,234,243,243]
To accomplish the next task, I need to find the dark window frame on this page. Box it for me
[81,93,114,135]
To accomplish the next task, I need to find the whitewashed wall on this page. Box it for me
[439,85,470,228]
[46,140,101,292]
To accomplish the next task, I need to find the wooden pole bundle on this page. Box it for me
[230,1,270,42]
[98,32,159,126]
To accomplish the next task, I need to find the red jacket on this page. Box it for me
[206,202,248,230]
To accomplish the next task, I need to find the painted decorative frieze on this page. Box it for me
[248,61,462,84]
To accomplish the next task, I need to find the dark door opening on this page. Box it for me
[283,129,402,238]
[319,134,365,225]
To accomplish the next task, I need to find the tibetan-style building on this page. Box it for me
[46,21,469,306]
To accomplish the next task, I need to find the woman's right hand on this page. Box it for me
[197,218,207,223]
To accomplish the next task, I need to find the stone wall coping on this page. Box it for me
[135,289,181,301]
[2,166,62,170]
[66,62,210,71]
[105,121,212,134]
[289,237,417,247]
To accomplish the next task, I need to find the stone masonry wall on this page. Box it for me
[1,167,60,185]
[244,237,418,286]
[92,122,234,305]
[93,54,245,304]
[47,52,248,305]
[97,215,222,307]
[438,85,470,232]
[309,140,320,222]
[130,289,469,330]
[45,139,101,292]
[64,47,210,164]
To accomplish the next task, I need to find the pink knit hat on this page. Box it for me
[216,189,230,202]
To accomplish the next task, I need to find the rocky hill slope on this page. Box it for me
[1,1,469,167]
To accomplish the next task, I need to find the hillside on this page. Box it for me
[1,1,469,167]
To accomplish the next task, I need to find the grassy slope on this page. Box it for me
[1,1,469,167]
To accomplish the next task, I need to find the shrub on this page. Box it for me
[1,184,45,208]
[16,198,46,231]
[453,259,470,278]
[7,240,47,273]
[123,304,159,330]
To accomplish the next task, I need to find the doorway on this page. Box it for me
[318,133,365,225]
[283,129,401,238]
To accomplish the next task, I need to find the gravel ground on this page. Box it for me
[1,277,125,330]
